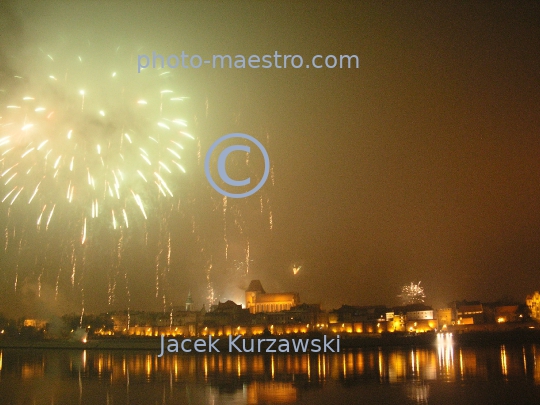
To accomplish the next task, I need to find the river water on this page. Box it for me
[1,338,540,404]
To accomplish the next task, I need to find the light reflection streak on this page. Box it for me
[523,347,527,375]
[204,355,208,381]
[379,349,386,381]
[501,345,508,377]
[78,369,82,405]
[459,348,463,379]
[437,333,454,380]
[307,354,311,381]
[145,354,151,377]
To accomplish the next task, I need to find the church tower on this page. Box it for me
[185,291,193,311]
[245,280,266,314]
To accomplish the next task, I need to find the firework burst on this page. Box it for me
[0,45,193,311]
[399,281,426,304]
[1,50,192,233]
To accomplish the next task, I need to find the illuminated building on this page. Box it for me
[451,301,484,325]
[245,280,300,314]
[436,308,453,330]
[204,300,251,327]
[330,305,387,323]
[389,313,406,332]
[329,305,388,334]
[22,319,48,329]
[392,304,434,320]
[389,304,435,332]
[406,319,436,333]
[494,305,519,323]
[526,291,540,321]
[109,293,204,336]
[406,309,434,321]
[265,303,328,333]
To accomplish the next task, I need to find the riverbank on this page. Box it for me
[0,337,161,350]
[1,328,539,351]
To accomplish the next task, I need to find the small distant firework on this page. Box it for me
[288,259,303,276]
[399,281,426,304]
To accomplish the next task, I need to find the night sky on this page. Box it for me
[1,1,539,317]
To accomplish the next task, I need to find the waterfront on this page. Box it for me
[2,339,540,404]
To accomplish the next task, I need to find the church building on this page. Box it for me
[245,280,300,314]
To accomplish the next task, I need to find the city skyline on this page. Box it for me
[1,1,540,319]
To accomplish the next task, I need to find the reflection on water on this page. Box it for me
[2,338,540,404]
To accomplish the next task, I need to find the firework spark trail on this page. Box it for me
[155,247,163,299]
[70,245,76,287]
[107,277,113,306]
[223,196,228,260]
[232,207,245,234]
[81,218,86,244]
[266,196,273,231]
[108,232,124,306]
[245,239,250,274]
[55,270,61,300]
[13,238,23,292]
[37,244,48,298]
[167,231,171,275]
[206,260,214,309]
[144,223,148,246]
[78,245,88,322]
[124,264,131,330]
[266,131,275,230]
[79,297,84,328]
[159,220,172,312]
